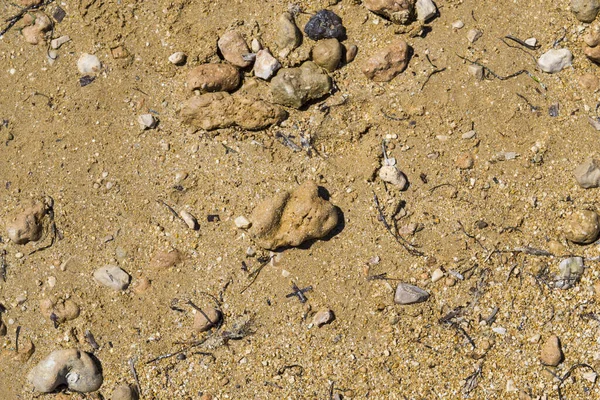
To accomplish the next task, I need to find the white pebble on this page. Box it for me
[451,20,464,29]
[251,38,262,53]
[254,49,281,80]
[312,309,335,327]
[431,268,444,283]
[467,29,483,43]
[525,37,537,47]
[93,265,130,291]
[50,35,70,50]
[234,216,251,229]
[47,276,57,288]
[537,49,572,73]
[77,53,101,74]
[168,51,186,65]
[462,130,477,139]
[137,114,157,130]
[492,326,507,335]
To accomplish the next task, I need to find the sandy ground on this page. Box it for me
[2,0,600,399]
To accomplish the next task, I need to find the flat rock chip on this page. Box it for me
[28,349,103,393]
[270,61,332,108]
[394,283,429,304]
[304,10,346,41]
[186,64,240,93]
[249,180,339,250]
[540,335,563,366]
[363,0,416,25]
[180,92,287,131]
[362,39,411,82]
[574,158,600,188]
[218,31,251,68]
[93,265,131,291]
[564,209,600,244]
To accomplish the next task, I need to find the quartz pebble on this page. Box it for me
[218,31,252,68]
[304,10,346,41]
[468,64,484,80]
[168,52,186,65]
[77,53,101,74]
[137,114,157,130]
[564,209,600,244]
[394,283,429,305]
[50,35,70,49]
[379,165,407,189]
[313,309,335,327]
[416,0,437,21]
[571,0,600,22]
[193,307,222,332]
[28,349,103,393]
[555,257,584,289]
[431,268,444,283]
[93,265,130,291]
[451,20,464,29]
[254,49,281,80]
[574,158,600,188]
[234,216,251,229]
[540,335,563,366]
[583,371,598,383]
[362,39,411,82]
[537,49,572,73]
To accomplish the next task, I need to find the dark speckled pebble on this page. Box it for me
[304,10,346,41]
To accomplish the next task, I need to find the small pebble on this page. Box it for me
[312,309,335,327]
[218,30,251,68]
[93,265,130,291]
[180,210,199,230]
[394,283,429,305]
[253,49,281,80]
[451,20,464,29]
[492,327,507,335]
[467,64,484,80]
[431,268,444,283]
[555,257,584,289]
[50,35,70,49]
[416,0,437,21]
[540,335,563,366]
[151,249,182,270]
[574,158,600,188]
[345,44,358,63]
[137,114,157,130]
[28,349,103,392]
[168,51,187,65]
[275,12,302,57]
[571,0,600,22]
[193,307,222,332]
[563,210,600,244]
[379,165,408,189]
[467,29,482,43]
[462,130,477,139]
[304,10,346,41]
[525,37,537,47]
[583,371,598,383]
[110,384,139,400]
[455,152,474,169]
[537,49,572,73]
[251,38,262,53]
[312,38,343,72]
[234,216,251,229]
[77,53,101,74]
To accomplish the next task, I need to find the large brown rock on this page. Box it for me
[186,64,240,93]
[180,92,287,131]
[249,181,339,250]
[362,39,411,82]
[6,197,52,245]
[363,0,416,25]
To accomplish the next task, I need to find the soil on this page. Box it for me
[1,0,600,399]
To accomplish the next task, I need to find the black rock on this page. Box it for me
[304,10,346,41]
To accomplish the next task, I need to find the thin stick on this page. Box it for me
[504,35,540,50]
[240,256,274,294]
[557,363,597,400]
[421,55,446,90]
[456,54,546,90]
[157,199,186,225]
[373,192,424,256]
[0,250,6,282]
[129,357,142,398]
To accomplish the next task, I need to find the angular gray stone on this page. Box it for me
[93,265,130,290]
[270,62,332,108]
[538,49,572,73]
[394,283,429,304]
[574,158,600,188]
[254,49,281,80]
[555,257,584,289]
[572,0,600,23]
[416,0,437,21]
[28,349,103,393]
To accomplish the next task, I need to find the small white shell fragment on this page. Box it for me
[525,37,537,47]
[180,210,199,230]
[234,216,251,229]
[492,326,507,335]
[77,53,101,74]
